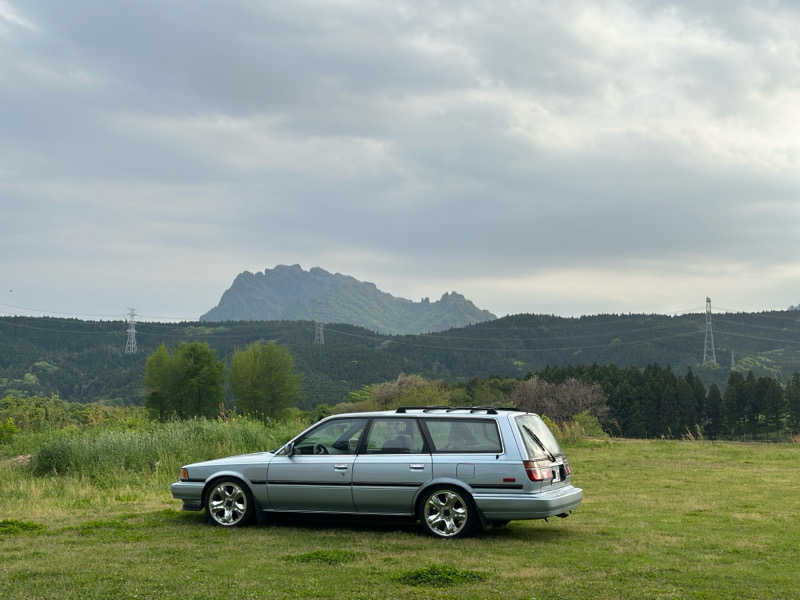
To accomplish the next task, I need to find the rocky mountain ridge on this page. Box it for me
[200,264,496,334]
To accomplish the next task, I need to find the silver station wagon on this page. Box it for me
[170,407,583,538]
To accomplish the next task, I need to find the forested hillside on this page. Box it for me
[2,310,800,406]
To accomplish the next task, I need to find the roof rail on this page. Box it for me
[395,406,500,415]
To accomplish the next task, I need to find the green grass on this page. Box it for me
[1,438,799,599]
[394,565,487,587]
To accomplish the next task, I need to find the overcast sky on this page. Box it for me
[2,1,800,321]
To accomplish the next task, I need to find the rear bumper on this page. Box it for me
[473,484,583,521]
[170,481,205,511]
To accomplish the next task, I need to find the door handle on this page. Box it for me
[333,464,349,471]
[408,464,425,470]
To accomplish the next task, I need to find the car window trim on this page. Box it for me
[419,417,504,454]
[293,416,369,456]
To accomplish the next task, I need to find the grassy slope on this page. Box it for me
[1,439,798,599]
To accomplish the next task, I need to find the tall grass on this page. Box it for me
[29,417,308,479]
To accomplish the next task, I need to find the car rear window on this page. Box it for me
[516,414,563,459]
[423,419,502,453]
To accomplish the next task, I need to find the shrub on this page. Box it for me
[0,417,19,444]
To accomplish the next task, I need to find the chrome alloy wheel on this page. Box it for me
[424,490,469,537]
[208,481,248,526]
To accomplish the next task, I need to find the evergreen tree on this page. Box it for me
[723,371,744,436]
[705,383,723,439]
[677,376,697,436]
[748,374,769,439]
[686,368,707,429]
[763,378,785,439]
[787,372,800,434]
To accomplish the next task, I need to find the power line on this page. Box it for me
[420,319,705,341]
[0,302,197,322]
[323,325,704,353]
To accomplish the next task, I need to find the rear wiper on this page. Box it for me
[522,425,556,462]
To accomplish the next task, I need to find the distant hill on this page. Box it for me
[200,264,496,334]
[3,310,800,407]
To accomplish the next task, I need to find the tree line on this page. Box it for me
[537,364,800,440]
[143,341,301,421]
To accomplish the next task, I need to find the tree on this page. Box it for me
[676,377,697,436]
[143,344,173,421]
[763,378,785,439]
[510,377,608,423]
[787,372,800,434]
[705,384,723,439]
[229,342,301,421]
[143,342,224,421]
[723,371,744,436]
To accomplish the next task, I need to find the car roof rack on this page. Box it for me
[395,406,499,414]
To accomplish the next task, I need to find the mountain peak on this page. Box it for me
[200,265,496,334]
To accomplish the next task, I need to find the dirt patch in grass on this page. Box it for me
[286,549,363,565]
[394,564,487,587]
[0,519,44,535]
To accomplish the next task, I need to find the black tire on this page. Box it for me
[418,487,477,538]
[204,478,255,527]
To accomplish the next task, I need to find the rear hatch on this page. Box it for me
[515,414,571,489]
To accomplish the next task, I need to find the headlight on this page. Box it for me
[180,468,188,481]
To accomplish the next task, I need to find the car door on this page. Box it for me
[267,417,367,512]
[352,418,432,515]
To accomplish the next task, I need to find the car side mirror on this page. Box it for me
[285,442,295,457]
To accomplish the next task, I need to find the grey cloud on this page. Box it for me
[2,1,800,318]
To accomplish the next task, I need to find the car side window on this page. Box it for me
[365,418,425,454]
[294,418,367,455]
[423,419,502,453]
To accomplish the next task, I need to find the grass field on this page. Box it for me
[1,438,798,599]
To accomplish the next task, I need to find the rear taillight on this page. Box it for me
[523,460,553,482]
[564,462,572,476]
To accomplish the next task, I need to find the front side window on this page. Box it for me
[294,418,367,455]
[423,419,502,453]
[365,418,425,454]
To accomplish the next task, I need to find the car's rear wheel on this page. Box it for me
[205,479,254,527]
[419,487,475,538]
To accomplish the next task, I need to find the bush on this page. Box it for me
[0,417,19,444]
[542,412,608,444]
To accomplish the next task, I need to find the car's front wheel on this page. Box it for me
[419,487,476,538]
[205,479,254,527]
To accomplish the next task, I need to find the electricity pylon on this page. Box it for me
[702,297,716,365]
[124,308,137,354]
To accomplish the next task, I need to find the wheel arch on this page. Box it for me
[413,478,478,517]
[201,471,253,509]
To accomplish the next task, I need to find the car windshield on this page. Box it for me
[516,414,563,459]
